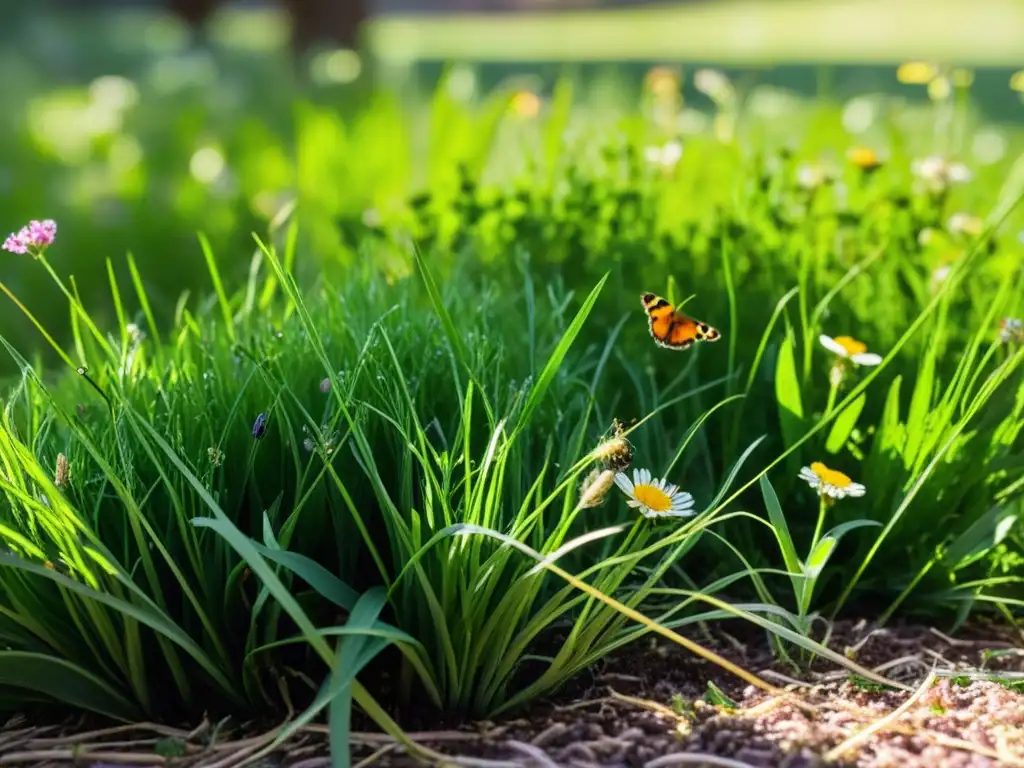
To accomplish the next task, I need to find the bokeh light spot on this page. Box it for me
[190,146,226,184]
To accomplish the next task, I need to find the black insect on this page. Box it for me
[252,413,268,439]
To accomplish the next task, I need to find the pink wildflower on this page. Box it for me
[3,219,57,255]
[2,233,26,254]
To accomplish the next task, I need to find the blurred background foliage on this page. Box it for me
[0,0,1021,731]
[2,0,1023,379]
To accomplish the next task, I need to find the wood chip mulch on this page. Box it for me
[2,620,1022,768]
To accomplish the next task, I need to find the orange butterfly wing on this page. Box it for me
[641,292,721,350]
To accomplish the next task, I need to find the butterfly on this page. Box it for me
[641,292,721,350]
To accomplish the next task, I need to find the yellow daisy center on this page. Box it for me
[897,61,938,85]
[810,462,853,489]
[833,336,868,356]
[511,91,541,118]
[848,147,880,168]
[634,483,673,512]
[645,67,679,97]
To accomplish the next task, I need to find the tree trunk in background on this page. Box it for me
[284,0,369,54]
[168,0,218,34]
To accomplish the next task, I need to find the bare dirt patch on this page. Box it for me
[2,620,1021,767]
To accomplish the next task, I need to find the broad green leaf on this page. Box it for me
[825,393,866,454]
[803,537,836,579]
[806,520,883,579]
[942,501,1021,570]
[774,328,804,472]
[775,328,804,419]
[759,476,802,580]
[247,540,360,611]
[704,681,738,709]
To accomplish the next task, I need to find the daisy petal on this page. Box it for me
[819,335,849,357]
[614,472,634,495]
[851,352,882,366]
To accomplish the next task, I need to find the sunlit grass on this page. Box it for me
[0,13,1022,764]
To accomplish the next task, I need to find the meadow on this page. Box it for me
[0,8,1023,766]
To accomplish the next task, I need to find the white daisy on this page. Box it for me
[614,468,695,519]
[644,140,683,170]
[930,264,952,292]
[797,163,829,190]
[799,462,866,500]
[999,317,1023,344]
[694,68,734,103]
[819,334,883,366]
[947,212,983,237]
[911,155,973,190]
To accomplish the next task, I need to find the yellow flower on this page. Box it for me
[819,335,882,366]
[1010,71,1024,93]
[896,61,938,85]
[846,146,883,171]
[510,90,541,118]
[614,468,695,519]
[645,66,680,99]
[799,462,866,500]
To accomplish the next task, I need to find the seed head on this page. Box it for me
[208,446,224,467]
[578,469,616,509]
[54,454,70,490]
[590,417,634,472]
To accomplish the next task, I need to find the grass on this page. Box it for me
[0,10,1023,765]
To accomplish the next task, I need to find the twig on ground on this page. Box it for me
[757,669,810,687]
[928,627,1014,648]
[644,753,760,768]
[607,689,680,719]
[354,744,397,767]
[506,740,563,768]
[0,750,166,765]
[825,669,937,761]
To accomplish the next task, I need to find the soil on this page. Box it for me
[2,620,1021,768]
